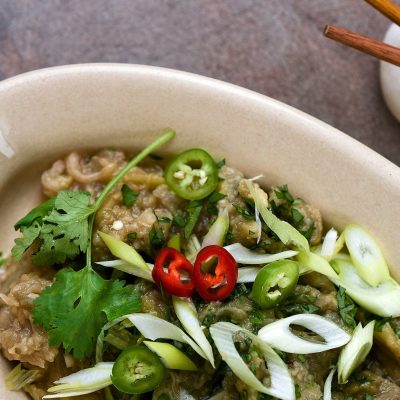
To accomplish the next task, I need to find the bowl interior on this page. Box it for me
[0,64,399,399]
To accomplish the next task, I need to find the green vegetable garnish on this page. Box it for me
[336,286,358,330]
[21,131,176,359]
[121,184,138,207]
[184,200,203,239]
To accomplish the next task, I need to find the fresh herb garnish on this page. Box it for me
[274,185,295,203]
[14,197,56,230]
[207,192,226,215]
[28,131,175,359]
[281,303,319,315]
[156,215,172,224]
[291,208,304,224]
[172,214,187,228]
[127,232,137,240]
[216,159,226,169]
[149,224,166,251]
[0,252,6,267]
[233,203,255,221]
[121,184,138,207]
[33,267,141,359]
[337,287,358,329]
[184,200,203,239]
[374,316,393,332]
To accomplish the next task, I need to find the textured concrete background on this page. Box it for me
[1,0,399,164]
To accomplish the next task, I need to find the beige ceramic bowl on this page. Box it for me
[0,64,399,399]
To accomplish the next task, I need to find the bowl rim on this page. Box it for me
[0,62,398,174]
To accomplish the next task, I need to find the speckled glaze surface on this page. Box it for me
[0,64,399,399]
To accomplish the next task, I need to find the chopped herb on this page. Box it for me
[184,200,203,239]
[281,304,320,315]
[207,203,219,216]
[291,208,304,224]
[295,384,301,398]
[337,287,358,329]
[249,311,264,325]
[149,224,165,251]
[156,215,172,224]
[374,317,393,332]
[209,192,226,204]
[296,354,306,363]
[14,197,56,230]
[233,204,255,221]
[202,312,216,327]
[226,283,251,301]
[299,223,315,240]
[127,232,137,240]
[172,214,187,228]
[216,159,226,169]
[224,229,234,246]
[121,184,138,207]
[274,185,295,203]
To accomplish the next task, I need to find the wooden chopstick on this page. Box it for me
[324,25,400,67]
[365,0,400,26]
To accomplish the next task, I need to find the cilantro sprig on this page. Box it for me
[14,130,176,360]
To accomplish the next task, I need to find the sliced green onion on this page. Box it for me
[43,362,113,398]
[333,231,345,257]
[297,250,340,281]
[210,322,295,400]
[5,363,42,390]
[143,341,197,371]
[246,181,309,252]
[128,313,208,360]
[167,234,181,251]
[98,231,149,271]
[185,234,201,263]
[320,228,338,260]
[172,297,215,367]
[96,260,154,281]
[224,243,297,265]
[344,224,390,287]
[332,258,400,317]
[258,314,351,354]
[202,208,229,248]
[337,321,374,384]
[237,267,260,283]
[323,367,336,400]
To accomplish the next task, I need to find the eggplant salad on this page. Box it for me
[1,131,400,400]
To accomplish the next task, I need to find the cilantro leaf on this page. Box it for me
[121,184,138,207]
[281,303,320,316]
[184,200,203,239]
[374,316,393,332]
[336,287,358,329]
[216,159,226,169]
[33,266,142,360]
[12,191,94,266]
[14,197,55,230]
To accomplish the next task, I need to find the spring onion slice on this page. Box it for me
[210,322,295,400]
[43,362,113,398]
[246,181,309,252]
[98,231,149,271]
[323,368,336,400]
[96,259,154,281]
[143,341,197,371]
[128,313,208,360]
[172,297,215,367]
[5,363,42,390]
[332,258,400,317]
[297,250,340,282]
[224,243,298,265]
[202,208,229,248]
[237,267,260,283]
[258,314,350,354]
[185,234,201,263]
[344,224,390,287]
[338,321,375,384]
[320,228,338,260]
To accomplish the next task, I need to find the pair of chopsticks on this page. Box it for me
[324,0,400,66]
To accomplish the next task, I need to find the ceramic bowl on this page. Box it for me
[0,64,399,399]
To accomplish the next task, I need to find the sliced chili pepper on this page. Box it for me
[111,345,166,394]
[252,260,299,309]
[193,245,238,301]
[152,247,195,297]
[165,148,218,200]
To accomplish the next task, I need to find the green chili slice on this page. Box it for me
[111,345,166,394]
[252,260,299,309]
[165,148,218,200]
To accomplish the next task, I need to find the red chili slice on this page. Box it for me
[152,247,195,297]
[193,245,238,301]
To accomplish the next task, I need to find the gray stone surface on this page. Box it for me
[0,0,399,164]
